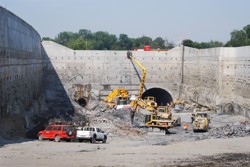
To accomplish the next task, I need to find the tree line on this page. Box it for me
[183,24,250,48]
[43,29,174,50]
[43,24,250,50]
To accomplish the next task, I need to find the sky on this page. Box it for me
[1,0,250,43]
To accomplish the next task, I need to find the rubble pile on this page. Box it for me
[90,109,147,137]
[208,123,250,138]
[70,98,147,137]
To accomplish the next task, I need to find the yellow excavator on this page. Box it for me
[127,51,157,112]
[173,97,185,111]
[104,88,129,108]
[127,51,175,133]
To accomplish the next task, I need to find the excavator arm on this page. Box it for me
[127,51,146,98]
[104,88,128,103]
[104,88,129,108]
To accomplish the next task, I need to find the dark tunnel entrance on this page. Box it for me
[142,88,173,106]
[77,98,87,107]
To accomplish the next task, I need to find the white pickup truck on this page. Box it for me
[76,126,107,143]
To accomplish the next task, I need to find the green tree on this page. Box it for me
[118,34,133,50]
[79,29,92,40]
[42,37,53,41]
[183,39,223,49]
[92,31,118,50]
[136,36,152,48]
[226,30,247,47]
[207,40,224,48]
[164,38,175,50]
[67,37,85,50]
[243,24,250,39]
[152,37,166,49]
[54,31,77,46]
[182,39,194,47]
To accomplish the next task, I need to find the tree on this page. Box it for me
[183,39,223,49]
[79,29,92,40]
[118,34,133,50]
[164,38,175,50]
[182,39,194,47]
[137,36,152,48]
[42,37,52,41]
[243,24,250,39]
[207,40,224,48]
[92,31,118,50]
[227,30,247,47]
[152,37,166,49]
[54,31,77,46]
[67,37,85,50]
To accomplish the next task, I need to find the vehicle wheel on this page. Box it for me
[102,136,107,143]
[38,134,43,141]
[67,130,73,136]
[54,135,61,142]
[206,125,209,132]
[90,135,96,143]
[177,118,181,126]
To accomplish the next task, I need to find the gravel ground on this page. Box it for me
[1,102,250,167]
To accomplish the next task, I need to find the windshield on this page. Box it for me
[63,126,72,131]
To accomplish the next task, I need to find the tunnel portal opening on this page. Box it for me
[142,88,173,106]
[77,98,87,107]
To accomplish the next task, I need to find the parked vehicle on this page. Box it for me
[37,124,74,142]
[76,126,107,143]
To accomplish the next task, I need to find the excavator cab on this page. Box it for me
[156,106,171,119]
[117,96,129,105]
[144,96,157,108]
[127,51,132,59]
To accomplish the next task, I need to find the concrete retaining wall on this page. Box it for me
[42,41,250,118]
[0,6,43,126]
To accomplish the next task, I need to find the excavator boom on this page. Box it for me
[127,51,146,98]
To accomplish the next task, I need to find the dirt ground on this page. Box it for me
[0,135,250,167]
[1,110,250,167]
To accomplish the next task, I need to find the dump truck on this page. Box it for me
[192,112,210,132]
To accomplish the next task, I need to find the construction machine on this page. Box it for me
[116,96,132,110]
[192,112,210,132]
[104,88,129,108]
[144,96,158,108]
[156,106,181,126]
[126,51,157,112]
[127,51,174,133]
[173,97,185,111]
